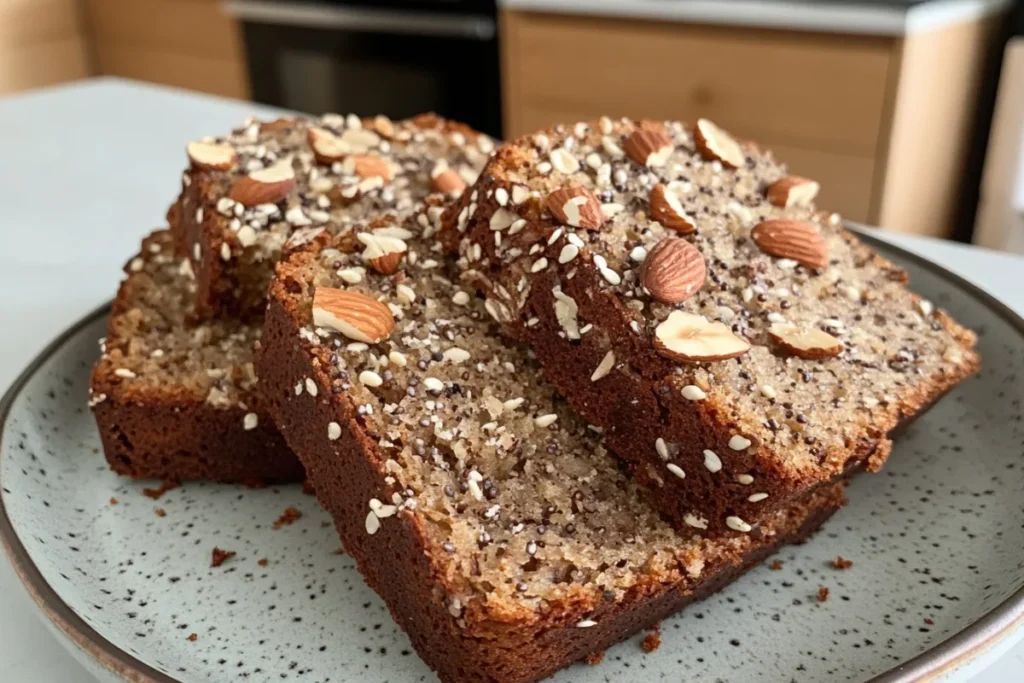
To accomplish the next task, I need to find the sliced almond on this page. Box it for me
[550,148,581,174]
[430,163,466,195]
[307,127,349,164]
[545,186,603,231]
[641,237,706,304]
[751,219,828,269]
[186,141,237,171]
[227,158,296,206]
[372,115,395,139]
[768,323,842,359]
[694,118,745,168]
[357,232,407,274]
[343,154,392,181]
[623,129,674,167]
[654,311,750,363]
[339,127,381,153]
[312,288,395,343]
[766,176,820,208]
[649,184,696,234]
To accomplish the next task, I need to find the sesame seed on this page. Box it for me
[328,422,342,440]
[666,463,685,479]
[305,378,318,396]
[534,414,558,428]
[375,505,397,518]
[359,371,383,387]
[531,257,549,273]
[684,513,708,529]
[365,511,380,535]
[503,397,524,411]
[424,377,445,393]
[243,413,258,430]
[728,435,752,451]
[294,381,303,395]
[114,368,137,379]
[655,438,669,460]
[748,492,769,503]
[760,385,777,399]
[600,267,621,285]
[591,350,615,381]
[735,474,754,485]
[681,385,706,401]
[559,244,579,264]
[389,351,407,367]
[703,449,722,472]
[726,516,752,533]
[629,246,647,262]
[576,619,597,628]
[452,291,470,306]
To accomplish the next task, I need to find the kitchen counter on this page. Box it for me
[499,0,1012,35]
[2,77,1024,682]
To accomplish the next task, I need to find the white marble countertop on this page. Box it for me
[1,77,1024,682]
[499,0,1013,35]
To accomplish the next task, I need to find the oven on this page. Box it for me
[226,0,502,137]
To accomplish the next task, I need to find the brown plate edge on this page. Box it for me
[0,234,1022,683]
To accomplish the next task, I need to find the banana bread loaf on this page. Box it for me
[90,230,302,484]
[255,214,847,682]
[439,117,979,537]
[170,113,493,319]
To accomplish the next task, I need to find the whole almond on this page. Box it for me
[227,159,296,206]
[649,184,696,234]
[654,311,750,362]
[694,118,745,168]
[312,287,395,343]
[642,237,706,303]
[308,127,349,164]
[768,323,842,359]
[259,117,296,133]
[751,219,828,269]
[431,164,466,195]
[344,154,392,181]
[766,176,820,208]
[186,141,237,171]
[372,115,395,139]
[545,186,604,230]
[624,129,674,167]
[357,232,407,274]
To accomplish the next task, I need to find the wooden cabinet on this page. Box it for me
[0,0,93,94]
[501,10,1003,236]
[86,0,250,99]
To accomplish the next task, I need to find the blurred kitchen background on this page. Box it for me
[2,0,1022,252]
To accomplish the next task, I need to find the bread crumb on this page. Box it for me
[273,506,302,529]
[769,559,783,571]
[583,651,605,665]
[641,631,662,653]
[258,558,269,567]
[186,633,197,642]
[142,479,180,500]
[154,508,166,517]
[817,586,829,602]
[211,547,236,568]
[831,556,853,569]
[109,497,118,505]
[332,546,346,555]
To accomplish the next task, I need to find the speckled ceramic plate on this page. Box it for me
[3,236,1024,683]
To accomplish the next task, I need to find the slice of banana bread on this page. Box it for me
[90,230,302,484]
[255,214,847,682]
[440,117,979,537]
[170,113,493,319]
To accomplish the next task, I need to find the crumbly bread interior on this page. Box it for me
[93,231,261,410]
[446,118,979,474]
[279,221,830,619]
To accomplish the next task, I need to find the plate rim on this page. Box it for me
[1,234,1023,683]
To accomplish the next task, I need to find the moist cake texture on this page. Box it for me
[170,113,494,318]
[440,117,979,536]
[90,230,302,484]
[256,210,847,682]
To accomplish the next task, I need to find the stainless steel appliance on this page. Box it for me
[226,0,502,136]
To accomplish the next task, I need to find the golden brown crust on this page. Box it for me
[89,230,302,485]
